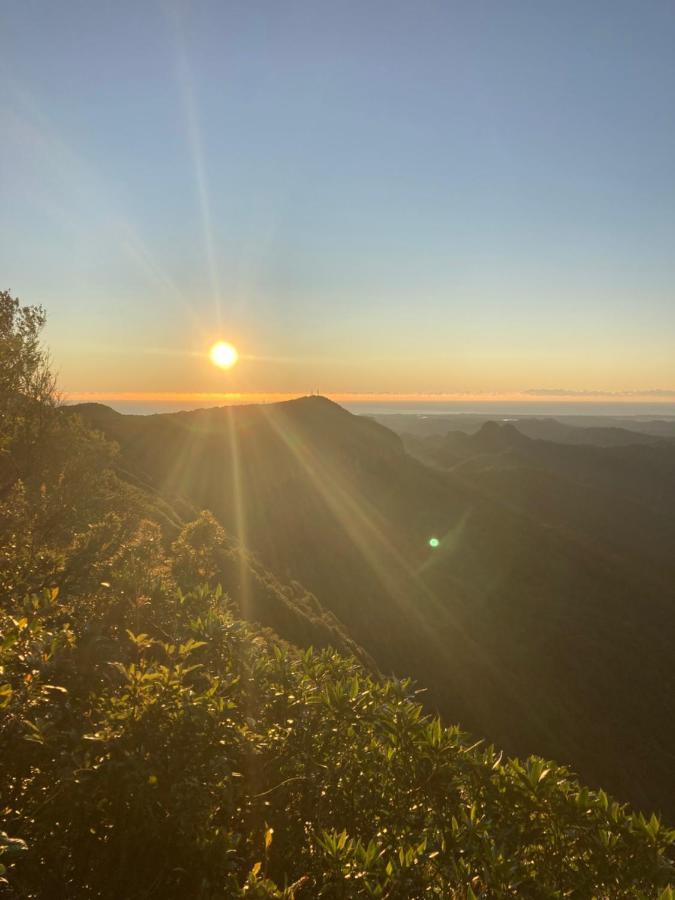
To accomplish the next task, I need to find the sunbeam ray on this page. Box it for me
[252,400,562,746]
[169,4,223,327]
[225,405,251,620]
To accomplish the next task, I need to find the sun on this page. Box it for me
[209,341,238,369]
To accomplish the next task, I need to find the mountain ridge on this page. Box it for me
[69,395,675,819]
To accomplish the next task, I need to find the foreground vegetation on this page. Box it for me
[1,290,674,896]
[2,573,674,898]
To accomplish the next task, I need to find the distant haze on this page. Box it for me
[66,392,675,418]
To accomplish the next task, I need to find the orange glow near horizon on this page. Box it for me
[63,389,675,410]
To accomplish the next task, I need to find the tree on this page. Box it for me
[0,290,119,597]
[0,289,56,494]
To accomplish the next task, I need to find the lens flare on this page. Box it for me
[428,537,440,548]
[210,341,238,369]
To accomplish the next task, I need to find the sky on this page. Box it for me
[2,0,675,408]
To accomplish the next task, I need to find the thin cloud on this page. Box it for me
[525,388,675,398]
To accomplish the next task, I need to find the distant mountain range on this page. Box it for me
[373,410,675,443]
[71,397,675,819]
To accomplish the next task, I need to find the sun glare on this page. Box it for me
[210,341,238,369]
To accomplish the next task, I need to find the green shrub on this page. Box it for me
[1,578,672,897]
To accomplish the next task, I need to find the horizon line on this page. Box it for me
[64,389,675,408]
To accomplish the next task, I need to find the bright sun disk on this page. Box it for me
[209,341,238,369]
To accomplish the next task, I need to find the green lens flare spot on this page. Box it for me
[428,537,440,548]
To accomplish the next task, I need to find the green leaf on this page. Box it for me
[0,833,28,858]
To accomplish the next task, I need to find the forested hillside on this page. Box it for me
[72,390,675,818]
[2,291,674,896]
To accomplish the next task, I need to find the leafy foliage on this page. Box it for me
[0,290,54,476]
[1,575,673,897]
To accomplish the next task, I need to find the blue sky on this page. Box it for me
[2,0,675,399]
